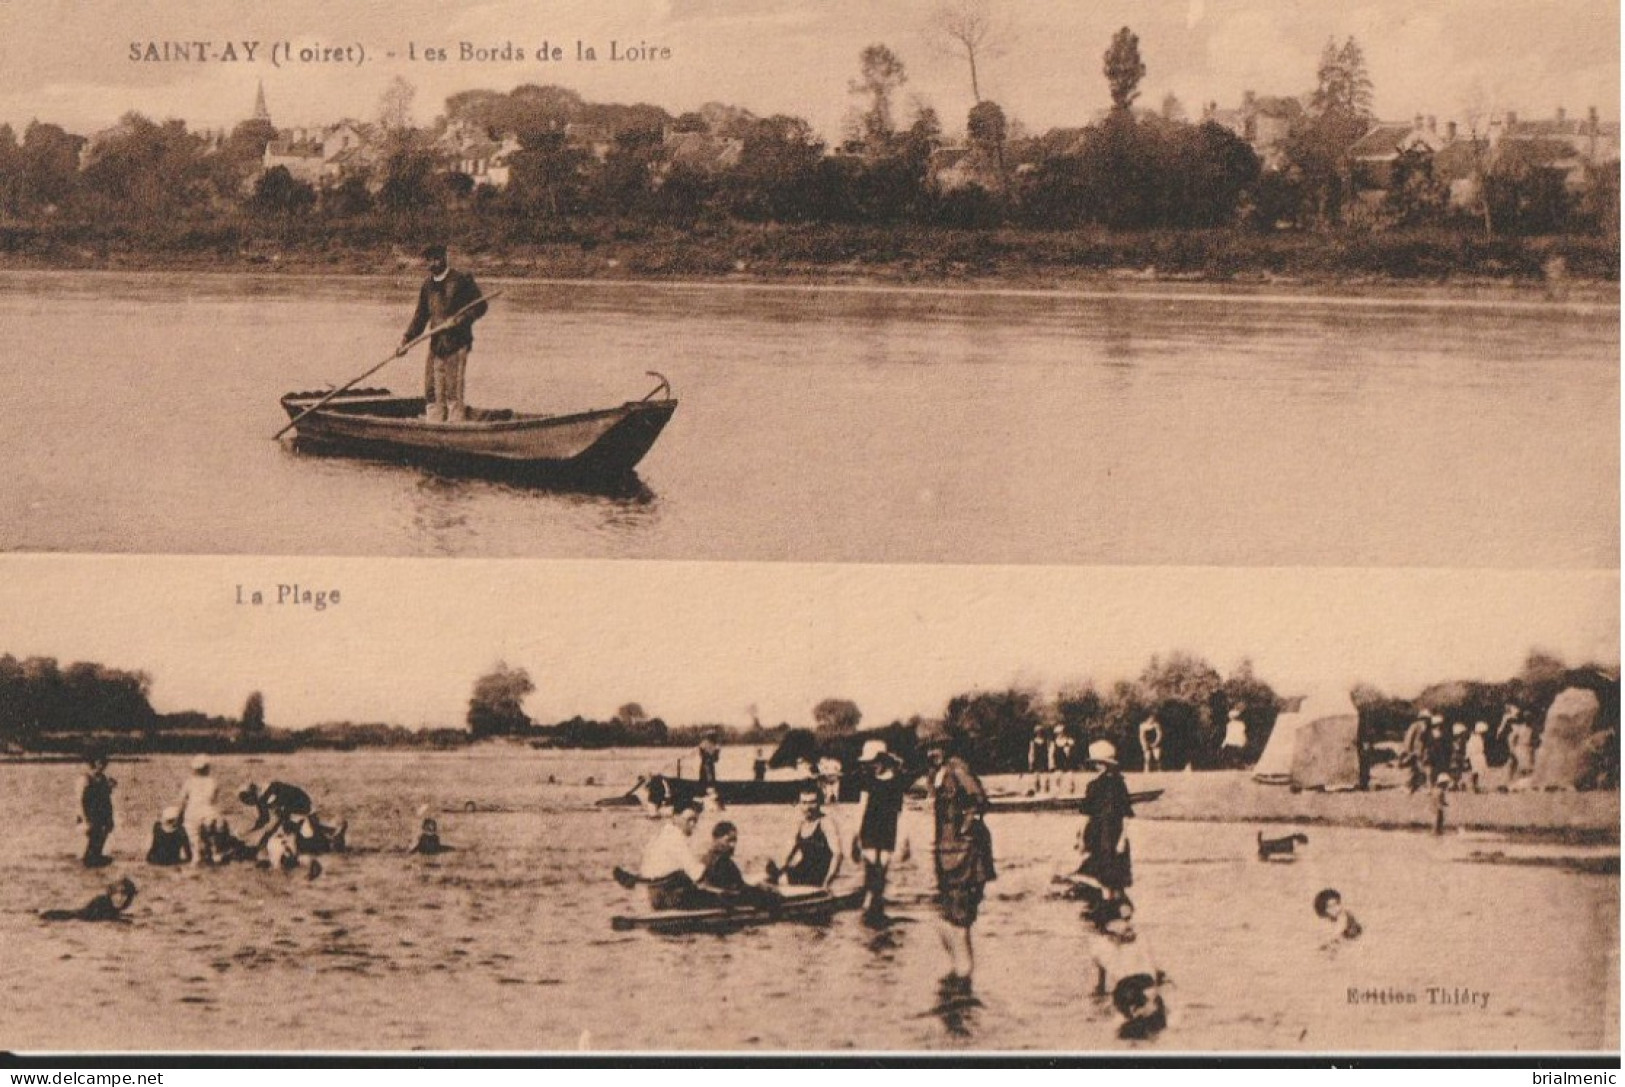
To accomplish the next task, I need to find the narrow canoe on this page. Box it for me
[611,888,865,935]
[278,384,676,482]
[986,788,1164,814]
[594,773,864,809]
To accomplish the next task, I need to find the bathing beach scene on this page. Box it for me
[0,0,1616,1063]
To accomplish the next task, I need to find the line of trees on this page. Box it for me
[0,27,1613,250]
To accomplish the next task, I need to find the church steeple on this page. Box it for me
[253,80,271,124]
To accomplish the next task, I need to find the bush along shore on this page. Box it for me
[0,218,1616,296]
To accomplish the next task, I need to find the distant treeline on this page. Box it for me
[3,651,1615,785]
[0,74,1615,281]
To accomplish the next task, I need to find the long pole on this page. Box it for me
[273,290,503,440]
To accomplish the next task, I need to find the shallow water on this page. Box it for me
[2,750,1616,1052]
[0,273,1614,564]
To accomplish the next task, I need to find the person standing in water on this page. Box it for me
[925,722,996,995]
[1078,741,1135,898]
[77,753,116,868]
[177,755,220,867]
[397,243,488,422]
[851,740,910,924]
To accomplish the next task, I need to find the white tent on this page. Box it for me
[1253,692,1361,791]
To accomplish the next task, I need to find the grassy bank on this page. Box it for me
[0,218,1616,298]
[984,768,1620,842]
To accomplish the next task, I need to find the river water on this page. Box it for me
[0,272,1614,564]
[1,750,1615,1052]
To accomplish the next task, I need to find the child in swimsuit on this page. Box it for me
[43,878,137,922]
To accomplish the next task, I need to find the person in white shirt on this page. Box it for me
[176,755,220,867]
[638,800,707,909]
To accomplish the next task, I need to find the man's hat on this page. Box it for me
[422,243,447,261]
[859,739,890,762]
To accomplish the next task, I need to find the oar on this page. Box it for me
[273,290,503,439]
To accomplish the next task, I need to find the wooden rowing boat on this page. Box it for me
[278,379,677,483]
[594,773,863,809]
[986,788,1164,814]
[611,887,865,935]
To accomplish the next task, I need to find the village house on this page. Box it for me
[1346,115,1453,198]
[658,129,744,175]
[1204,91,1303,171]
[927,146,1006,193]
[1487,107,1620,193]
[261,120,385,189]
[436,119,522,190]
[563,122,615,161]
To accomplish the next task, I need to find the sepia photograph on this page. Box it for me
[0,0,1614,564]
[0,0,1616,1066]
[0,557,1616,1053]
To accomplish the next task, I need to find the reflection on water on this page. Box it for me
[0,272,1613,563]
[0,751,1615,1051]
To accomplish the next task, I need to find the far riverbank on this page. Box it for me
[0,221,1617,303]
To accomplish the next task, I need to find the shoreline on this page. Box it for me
[2,258,1619,311]
[982,769,1621,843]
[1,226,1617,305]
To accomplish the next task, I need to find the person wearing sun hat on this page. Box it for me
[1078,739,1135,897]
[851,738,910,924]
[919,719,995,993]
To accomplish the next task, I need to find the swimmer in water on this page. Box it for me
[42,878,137,922]
[145,807,192,866]
[1314,888,1363,947]
[411,817,450,855]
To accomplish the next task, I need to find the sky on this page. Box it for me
[1,556,1615,730]
[0,0,1616,142]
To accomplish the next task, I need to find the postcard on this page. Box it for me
[0,0,1616,1062]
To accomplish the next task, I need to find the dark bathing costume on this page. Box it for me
[782,819,834,886]
[859,772,908,851]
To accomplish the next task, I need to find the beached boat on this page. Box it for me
[594,773,863,809]
[985,788,1164,814]
[611,884,865,935]
[278,378,677,483]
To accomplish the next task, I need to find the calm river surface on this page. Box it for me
[0,272,1614,564]
[1,750,1616,1052]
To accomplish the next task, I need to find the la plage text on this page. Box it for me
[236,584,342,611]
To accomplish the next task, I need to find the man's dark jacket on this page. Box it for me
[403,270,487,356]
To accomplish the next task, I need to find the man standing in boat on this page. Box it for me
[398,244,488,422]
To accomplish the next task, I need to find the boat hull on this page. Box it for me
[279,388,676,483]
[595,774,864,808]
[611,889,865,935]
[986,788,1164,814]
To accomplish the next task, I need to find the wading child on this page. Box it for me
[146,807,192,866]
[42,878,137,922]
[1314,888,1362,948]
